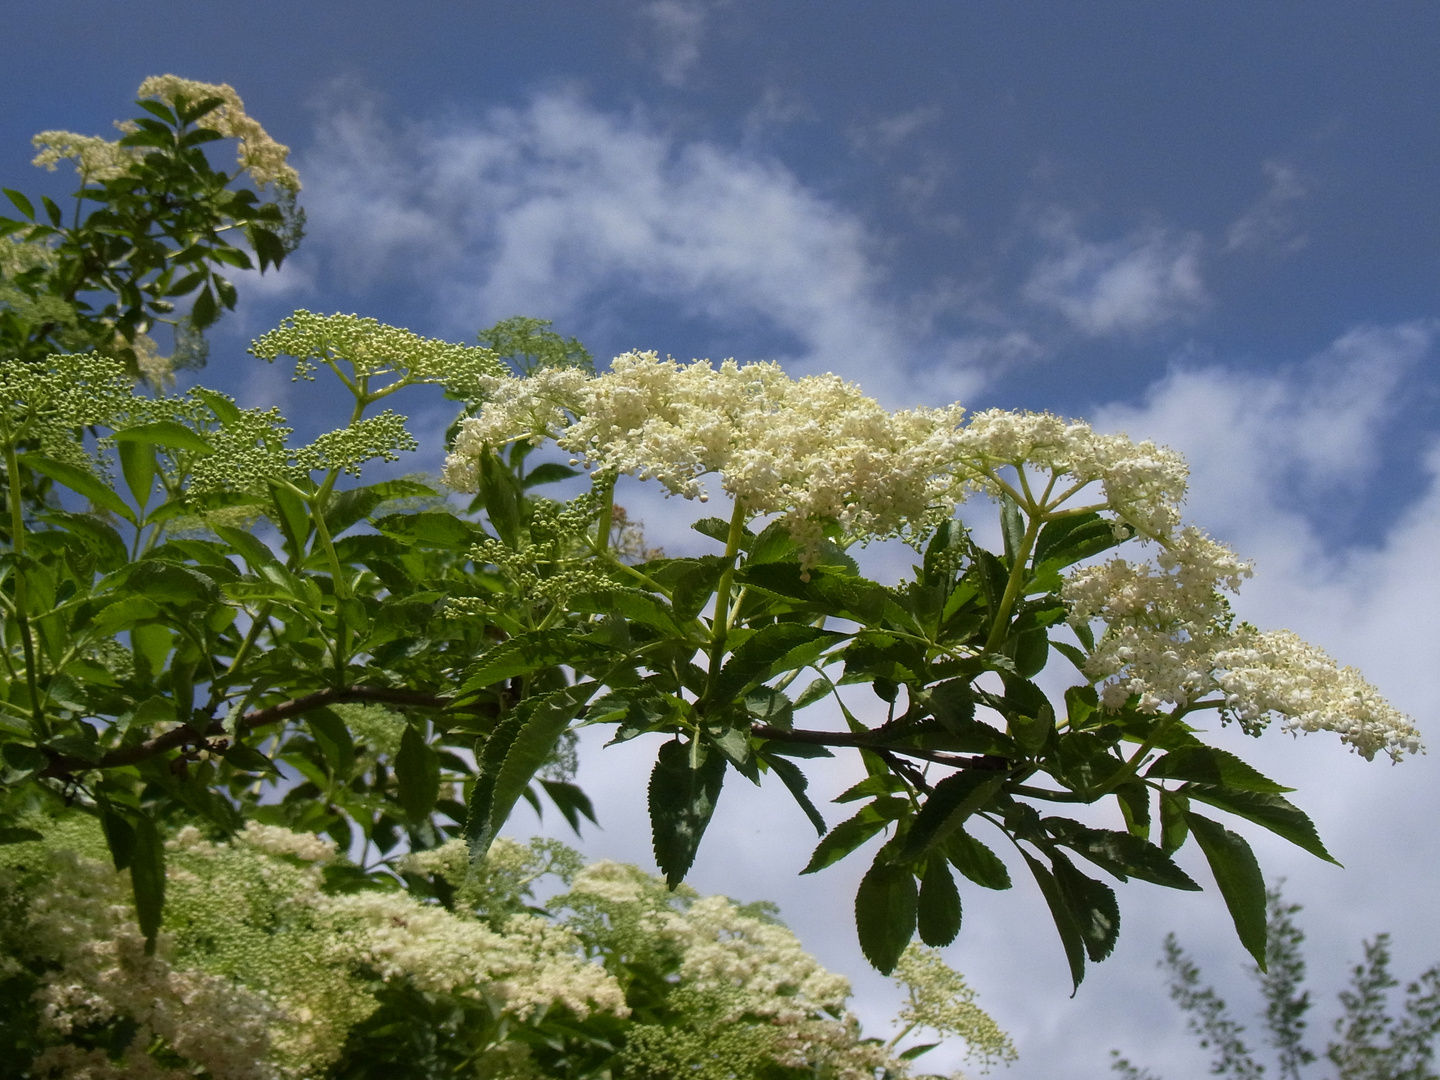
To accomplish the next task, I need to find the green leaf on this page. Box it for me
[1000,496,1026,566]
[1044,819,1200,890]
[395,724,440,822]
[117,439,156,510]
[323,478,436,537]
[21,454,135,523]
[464,713,525,860]
[1159,789,1190,855]
[1064,684,1099,727]
[3,187,35,220]
[487,683,598,841]
[917,856,962,947]
[537,779,598,834]
[668,555,729,622]
[478,450,523,546]
[38,510,128,571]
[267,482,313,557]
[191,284,218,330]
[460,629,588,695]
[1181,785,1336,864]
[1145,747,1293,793]
[855,850,917,974]
[748,518,802,564]
[1116,781,1152,840]
[649,738,727,887]
[194,388,242,425]
[713,624,843,702]
[1022,851,1086,991]
[212,524,283,572]
[1185,812,1268,969]
[1033,512,1122,572]
[130,813,166,954]
[901,770,1006,860]
[307,707,356,781]
[1051,852,1121,962]
[112,421,215,455]
[793,677,832,712]
[521,462,582,488]
[114,561,217,608]
[761,752,828,836]
[801,797,908,874]
[222,744,278,775]
[89,596,162,636]
[943,829,1012,890]
[374,509,484,548]
[1,743,47,777]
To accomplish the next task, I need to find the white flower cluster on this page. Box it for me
[0,822,631,1079]
[954,408,1189,537]
[31,77,297,193]
[1063,530,1421,760]
[1212,629,1423,761]
[562,858,1001,1077]
[1,822,277,1080]
[137,75,300,192]
[1064,528,1252,712]
[31,128,142,182]
[326,896,623,1020]
[445,351,968,565]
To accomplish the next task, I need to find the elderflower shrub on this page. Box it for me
[442,346,1421,762]
[549,857,1006,1078]
[0,821,629,1079]
[2,823,1010,1079]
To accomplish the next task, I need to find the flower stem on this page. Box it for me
[703,499,749,704]
[4,442,45,737]
[983,507,1043,654]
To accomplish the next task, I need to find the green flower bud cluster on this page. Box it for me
[250,311,506,400]
[188,405,417,496]
[0,352,134,469]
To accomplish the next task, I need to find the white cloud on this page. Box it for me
[297,88,983,402]
[847,105,943,157]
[1025,215,1207,336]
[1225,159,1309,254]
[634,0,711,87]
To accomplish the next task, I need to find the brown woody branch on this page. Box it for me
[42,686,461,778]
[42,693,1008,781]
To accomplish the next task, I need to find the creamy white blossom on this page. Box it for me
[1063,530,1421,760]
[137,76,299,192]
[954,408,1190,537]
[1212,628,1423,761]
[446,351,968,565]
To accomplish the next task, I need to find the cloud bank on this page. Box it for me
[295,88,985,402]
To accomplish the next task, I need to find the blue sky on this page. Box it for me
[5,4,1440,1076]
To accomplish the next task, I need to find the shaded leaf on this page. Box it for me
[395,724,440,822]
[649,738,727,887]
[855,850,917,974]
[1181,785,1336,864]
[1185,812,1268,969]
[917,855,962,947]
